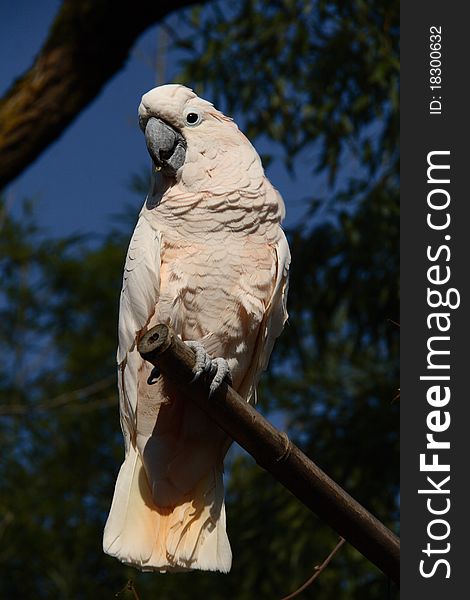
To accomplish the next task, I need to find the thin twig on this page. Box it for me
[0,375,115,416]
[115,579,140,600]
[280,537,346,600]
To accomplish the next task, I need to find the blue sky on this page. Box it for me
[1,1,323,241]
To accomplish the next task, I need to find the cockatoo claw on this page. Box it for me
[185,341,231,396]
[208,357,232,397]
[186,341,213,382]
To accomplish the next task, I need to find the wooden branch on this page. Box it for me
[138,324,400,585]
[0,0,205,189]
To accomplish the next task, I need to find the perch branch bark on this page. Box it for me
[138,323,400,585]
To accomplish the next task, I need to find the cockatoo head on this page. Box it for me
[138,84,237,178]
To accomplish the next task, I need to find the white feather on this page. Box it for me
[104,84,290,574]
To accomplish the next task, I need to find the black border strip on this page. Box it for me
[401,2,469,596]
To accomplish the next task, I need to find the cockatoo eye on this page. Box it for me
[184,110,202,126]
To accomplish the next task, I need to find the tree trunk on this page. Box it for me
[0,0,205,189]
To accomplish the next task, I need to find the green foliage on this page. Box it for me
[177,0,399,178]
[0,0,398,598]
[0,198,135,598]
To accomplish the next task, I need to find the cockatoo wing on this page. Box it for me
[259,230,290,372]
[239,226,291,401]
[116,210,161,454]
[103,209,164,566]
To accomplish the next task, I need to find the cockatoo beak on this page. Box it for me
[144,117,186,177]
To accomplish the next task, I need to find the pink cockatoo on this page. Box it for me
[103,84,290,573]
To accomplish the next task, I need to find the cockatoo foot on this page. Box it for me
[185,341,232,396]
